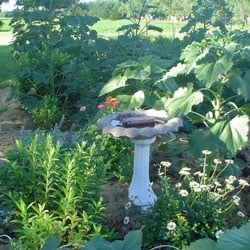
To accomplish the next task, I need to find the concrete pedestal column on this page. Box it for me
[128,137,157,210]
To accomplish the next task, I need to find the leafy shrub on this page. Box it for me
[162,30,250,155]
[40,229,142,250]
[185,221,250,250]
[101,29,250,156]
[142,151,249,249]
[10,0,111,126]
[0,133,115,249]
[31,95,60,129]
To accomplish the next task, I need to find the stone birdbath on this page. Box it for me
[97,109,182,210]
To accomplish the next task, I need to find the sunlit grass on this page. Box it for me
[0,45,17,84]
[0,18,11,32]
[92,19,185,38]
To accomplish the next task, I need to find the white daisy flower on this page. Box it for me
[179,189,189,197]
[160,161,172,168]
[179,167,191,176]
[215,230,224,239]
[167,221,176,231]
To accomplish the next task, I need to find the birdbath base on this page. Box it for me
[129,137,157,211]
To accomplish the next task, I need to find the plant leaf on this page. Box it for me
[229,72,250,101]
[84,237,114,250]
[185,238,218,250]
[40,236,60,250]
[210,115,249,154]
[217,222,250,250]
[117,90,145,109]
[164,83,204,117]
[155,63,186,84]
[195,55,233,88]
[240,103,250,116]
[99,75,127,96]
[189,129,225,156]
[119,229,142,250]
[124,64,151,80]
[146,24,163,32]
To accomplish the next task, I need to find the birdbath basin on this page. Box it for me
[97,109,183,210]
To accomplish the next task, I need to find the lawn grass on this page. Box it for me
[0,45,17,85]
[0,18,11,32]
[92,19,185,38]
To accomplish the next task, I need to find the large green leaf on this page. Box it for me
[154,77,178,92]
[210,115,249,154]
[164,83,204,117]
[112,229,142,250]
[189,129,225,156]
[41,236,61,250]
[99,75,127,96]
[117,90,145,109]
[195,55,233,88]
[84,230,142,250]
[181,43,209,74]
[156,63,186,83]
[84,237,114,250]
[146,24,163,33]
[116,24,139,32]
[124,64,151,80]
[185,238,218,250]
[217,223,250,250]
[240,103,250,116]
[229,72,250,101]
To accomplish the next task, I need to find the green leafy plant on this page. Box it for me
[99,55,179,110]
[142,150,249,249]
[160,30,250,155]
[10,0,109,125]
[0,133,115,249]
[31,95,60,129]
[185,221,250,250]
[181,0,232,42]
[117,0,163,37]
[39,229,142,250]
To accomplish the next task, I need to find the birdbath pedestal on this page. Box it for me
[129,136,156,208]
[97,109,182,211]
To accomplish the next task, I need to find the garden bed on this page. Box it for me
[0,87,250,249]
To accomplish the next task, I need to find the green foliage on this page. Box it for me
[99,46,181,109]
[181,0,232,41]
[31,95,60,129]
[40,229,142,250]
[10,0,111,125]
[83,229,142,250]
[162,31,250,155]
[185,221,250,250]
[0,133,115,249]
[142,152,249,249]
[0,45,17,82]
[117,0,163,37]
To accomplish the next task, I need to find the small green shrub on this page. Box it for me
[142,150,249,249]
[0,133,115,249]
[31,95,60,129]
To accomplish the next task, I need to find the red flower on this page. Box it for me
[113,100,120,107]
